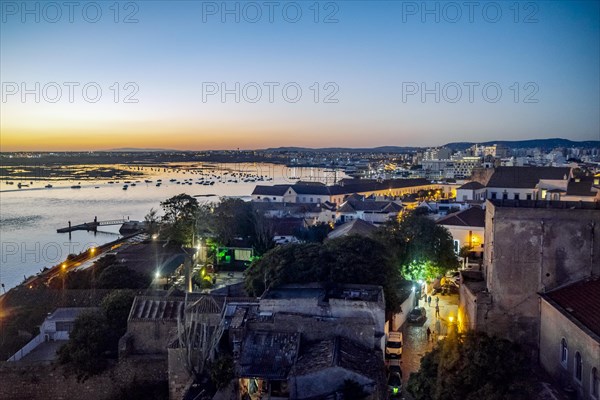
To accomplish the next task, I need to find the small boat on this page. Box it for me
[108,181,114,184]
[170,179,177,182]
[6,181,14,185]
[123,185,128,190]
[145,180,153,183]
[95,186,100,189]
[131,183,136,187]
[45,184,53,188]
[71,185,81,189]
[156,183,161,187]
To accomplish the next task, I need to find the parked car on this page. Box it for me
[387,371,402,397]
[385,332,403,358]
[407,307,427,323]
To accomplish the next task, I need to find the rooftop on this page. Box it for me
[292,336,383,382]
[486,166,571,189]
[542,277,600,339]
[327,219,377,240]
[489,199,600,210]
[46,307,98,321]
[128,296,185,321]
[238,330,300,379]
[457,181,485,190]
[262,283,384,304]
[436,207,485,228]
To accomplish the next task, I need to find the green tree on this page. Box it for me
[144,207,161,235]
[376,211,459,280]
[58,311,112,381]
[212,198,254,245]
[209,354,234,390]
[407,332,537,400]
[96,264,150,289]
[160,194,200,245]
[101,290,135,339]
[295,222,332,243]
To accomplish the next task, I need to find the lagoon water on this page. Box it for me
[0,163,343,291]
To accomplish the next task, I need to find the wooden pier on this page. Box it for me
[57,216,129,233]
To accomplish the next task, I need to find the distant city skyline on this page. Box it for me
[1,1,599,151]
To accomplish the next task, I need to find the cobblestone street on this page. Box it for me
[399,293,459,386]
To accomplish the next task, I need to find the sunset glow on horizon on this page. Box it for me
[1,1,599,151]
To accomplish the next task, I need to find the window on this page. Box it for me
[453,240,460,253]
[575,352,582,382]
[502,192,508,200]
[491,192,497,199]
[526,194,532,200]
[561,338,568,368]
[514,193,520,200]
[592,367,599,398]
[272,197,276,200]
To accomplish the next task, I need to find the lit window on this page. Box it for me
[575,352,582,382]
[561,338,568,368]
[592,367,599,398]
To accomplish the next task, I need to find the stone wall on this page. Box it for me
[539,299,600,400]
[0,356,166,400]
[482,202,600,351]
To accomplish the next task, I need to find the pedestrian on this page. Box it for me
[431,330,435,342]
[435,296,439,306]
[427,295,432,306]
[435,304,440,318]
[426,327,431,341]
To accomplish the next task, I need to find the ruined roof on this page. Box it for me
[238,330,300,379]
[327,219,377,240]
[128,296,185,321]
[457,181,485,190]
[187,296,224,314]
[486,166,571,189]
[542,278,600,339]
[436,207,485,228]
[292,337,383,381]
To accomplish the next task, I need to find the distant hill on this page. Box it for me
[262,146,420,153]
[107,147,181,152]
[444,138,599,151]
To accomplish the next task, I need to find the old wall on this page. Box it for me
[539,299,600,400]
[0,356,166,400]
[483,203,600,349]
[127,320,177,355]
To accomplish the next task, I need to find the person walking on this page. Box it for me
[427,295,432,306]
[435,296,439,306]
[435,304,440,318]
[426,327,431,342]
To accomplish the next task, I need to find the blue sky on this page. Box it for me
[1,0,599,150]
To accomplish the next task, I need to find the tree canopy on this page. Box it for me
[160,193,201,246]
[375,211,459,281]
[407,332,538,400]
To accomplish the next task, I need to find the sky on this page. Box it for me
[1,0,599,151]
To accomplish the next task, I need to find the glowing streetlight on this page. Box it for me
[449,316,454,323]
[152,234,159,240]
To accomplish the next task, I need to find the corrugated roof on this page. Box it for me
[543,278,600,338]
[128,296,185,321]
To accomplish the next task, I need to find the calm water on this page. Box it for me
[0,163,343,291]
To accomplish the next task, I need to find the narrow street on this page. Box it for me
[400,293,459,387]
